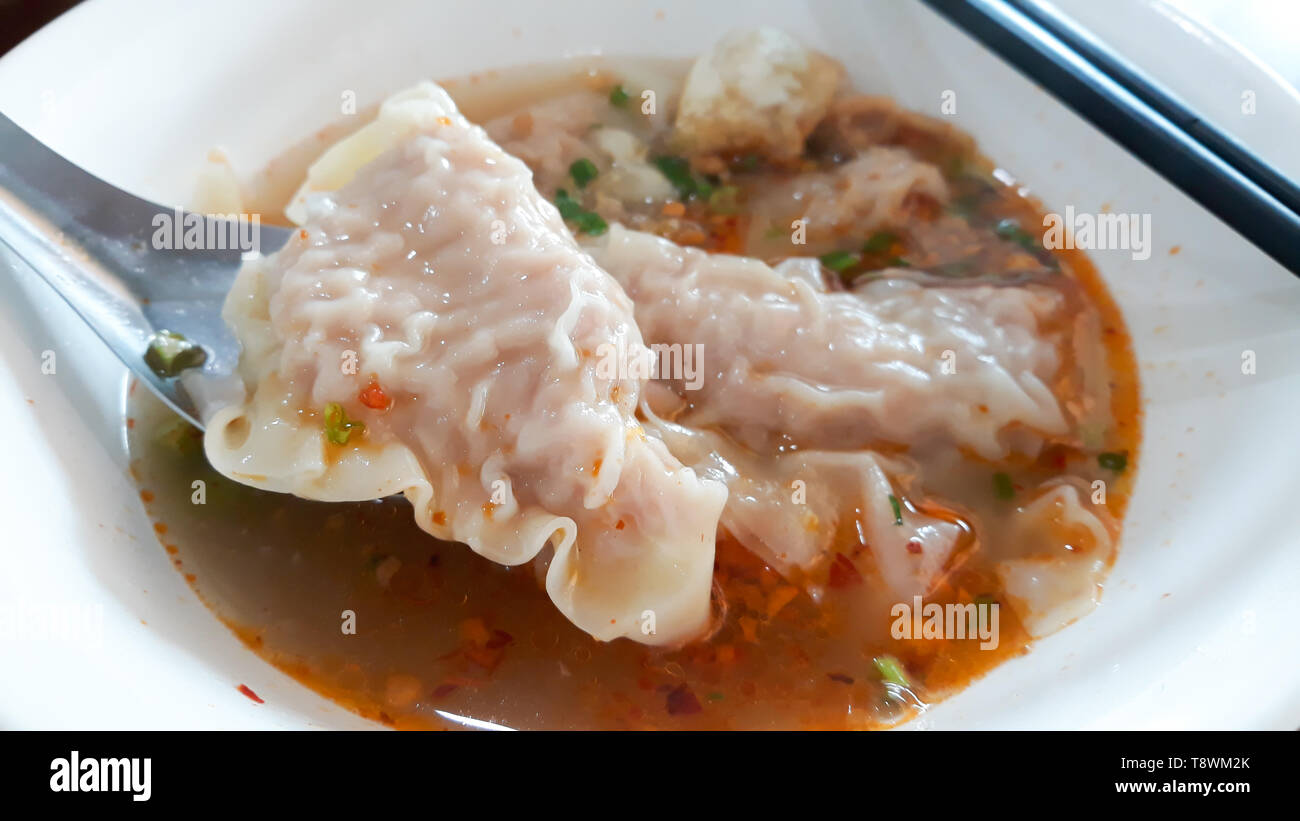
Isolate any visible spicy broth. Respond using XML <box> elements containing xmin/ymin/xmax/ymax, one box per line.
<box><xmin>129</xmin><ymin>58</ymin><xmax>1140</xmax><ymax>729</ymax></box>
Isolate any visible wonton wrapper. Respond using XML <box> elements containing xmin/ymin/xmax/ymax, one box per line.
<box><xmin>996</xmin><ymin>481</ymin><xmax>1116</xmax><ymax>638</ymax></box>
<box><xmin>587</xmin><ymin>226</ymin><xmax>1072</xmax><ymax>597</ymax></box>
<box><xmin>207</xmin><ymin>83</ymin><xmax>727</xmax><ymax>646</ymax></box>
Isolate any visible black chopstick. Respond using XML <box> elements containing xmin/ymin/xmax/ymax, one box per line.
<box><xmin>917</xmin><ymin>0</ymin><xmax>1300</xmax><ymax>276</ymax></box>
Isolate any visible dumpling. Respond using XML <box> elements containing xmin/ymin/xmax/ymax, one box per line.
<box><xmin>585</xmin><ymin>226</ymin><xmax>1070</xmax><ymax>596</ymax></box>
<box><xmin>205</xmin><ymin>83</ymin><xmax>727</xmax><ymax>646</ymax></box>
<box><xmin>995</xmin><ymin>480</ymin><xmax>1116</xmax><ymax>638</ymax></box>
<box><xmin>743</xmin><ymin>146</ymin><xmax>951</xmax><ymax>251</ymax></box>
<box><xmin>741</xmin><ymin>146</ymin><xmax>951</xmax><ymax>250</ymax></box>
<box><xmin>282</xmin><ymin>84</ymin><xmax>465</xmax><ymax>225</ymax></box>
<box><xmin>673</xmin><ymin>27</ymin><xmax>843</xmax><ymax>162</ymax></box>
<box><xmin>783</xmin><ymin>147</ymin><xmax>950</xmax><ymax>239</ymax></box>
<box><xmin>588</xmin><ymin>225</ymin><xmax>1070</xmax><ymax>460</ymax></box>
<box><xmin>642</xmin><ymin>401</ymin><xmax>966</xmax><ymax>599</ymax></box>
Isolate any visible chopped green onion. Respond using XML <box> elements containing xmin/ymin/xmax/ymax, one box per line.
<box><xmin>873</xmin><ymin>655</ymin><xmax>910</xmax><ymax>688</ymax></box>
<box><xmin>1098</xmin><ymin>451</ymin><xmax>1128</xmax><ymax>473</ymax></box>
<box><xmin>819</xmin><ymin>250</ymin><xmax>859</xmax><ymax>272</ymax></box>
<box><xmin>569</xmin><ymin>158</ymin><xmax>598</xmax><ymax>189</ymax></box>
<box><xmin>707</xmin><ymin>692</ymin><xmax>725</xmax><ymax>701</ymax></box>
<box><xmin>608</xmin><ymin>84</ymin><xmax>629</xmax><ymax>107</ymax></box>
<box><xmin>323</xmin><ymin>402</ymin><xmax>365</xmax><ymax>446</ymax></box>
<box><xmin>887</xmin><ymin>256</ymin><xmax>911</xmax><ymax>268</ymax></box>
<box><xmin>554</xmin><ymin>188</ymin><xmax>584</xmax><ymax>219</ymax></box>
<box><xmin>573</xmin><ymin>210</ymin><xmax>607</xmax><ymax>236</ymax></box>
<box><xmin>993</xmin><ymin>472</ymin><xmax>1015</xmax><ymax>500</ymax></box>
<box><xmin>554</xmin><ymin>189</ymin><xmax>606</xmax><ymax>235</ymax></box>
<box><xmin>652</xmin><ymin>155</ymin><xmax>695</xmax><ymax>196</ymax></box>
<box><xmin>734</xmin><ymin>154</ymin><xmax>760</xmax><ymax>172</ymax></box>
<box><xmin>144</xmin><ymin>330</ymin><xmax>207</xmax><ymax>378</ymax></box>
<box><xmin>888</xmin><ymin>494</ymin><xmax>904</xmax><ymax>526</ymax></box>
<box><xmin>862</xmin><ymin>231</ymin><xmax>898</xmax><ymax>253</ymax></box>
<box><xmin>652</xmin><ymin>155</ymin><xmax>713</xmax><ymax>200</ymax></box>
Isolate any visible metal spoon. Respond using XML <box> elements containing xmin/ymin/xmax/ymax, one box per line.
<box><xmin>0</xmin><ymin>112</ymin><xmax>291</xmax><ymax>428</ymax></box>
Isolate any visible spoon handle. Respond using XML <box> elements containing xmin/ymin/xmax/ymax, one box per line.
<box><xmin>0</xmin><ymin>113</ymin><xmax>288</xmax><ymax>427</ymax></box>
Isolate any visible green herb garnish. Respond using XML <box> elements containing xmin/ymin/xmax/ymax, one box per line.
<box><xmin>1098</xmin><ymin>451</ymin><xmax>1128</xmax><ymax>473</ymax></box>
<box><xmin>820</xmin><ymin>250</ymin><xmax>859</xmax><ymax>272</ymax></box>
<box><xmin>554</xmin><ymin>188</ymin><xmax>584</xmax><ymax>219</ymax></box>
<box><xmin>144</xmin><ymin>330</ymin><xmax>207</xmax><ymax>378</ymax></box>
<box><xmin>554</xmin><ymin>189</ymin><xmax>607</xmax><ymax>235</ymax></box>
<box><xmin>862</xmin><ymin>231</ymin><xmax>898</xmax><ymax>253</ymax></box>
<box><xmin>993</xmin><ymin>472</ymin><xmax>1015</xmax><ymax>500</ymax></box>
<box><xmin>569</xmin><ymin>158</ymin><xmax>598</xmax><ymax>189</ymax></box>
<box><xmin>873</xmin><ymin>655</ymin><xmax>910</xmax><ymax>688</ymax></box>
<box><xmin>707</xmin><ymin>692</ymin><xmax>725</xmax><ymax>701</ymax></box>
<box><xmin>652</xmin><ymin>155</ymin><xmax>714</xmax><ymax>200</ymax></box>
<box><xmin>323</xmin><ymin>402</ymin><xmax>365</xmax><ymax>446</ymax></box>
<box><xmin>653</xmin><ymin>155</ymin><xmax>695</xmax><ymax>196</ymax></box>
<box><xmin>888</xmin><ymin>494</ymin><xmax>904</xmax><ymax>526</ymax></box>
<box><xmin>608</xmin><ymin>84</ymin><xmax>629</xmax><ymax>107</ymax></box>
<box><xmin>887</xmin><ymin>256</ymin><xmax>911</xmax><ymax>268</ymax></box>
<box><xmin>573</xmin><ymin>210</ymin><xmax>608</xmax><ymax>236</ymax></box>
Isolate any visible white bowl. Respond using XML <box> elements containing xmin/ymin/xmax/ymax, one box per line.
<box><xmin>2</xmin><ymin>0</ymin><xmax>1298</xmax><ymax>729</ymax></box>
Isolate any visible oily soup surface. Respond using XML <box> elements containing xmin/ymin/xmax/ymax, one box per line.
<box><xmin>129</xmin><ymin>56</ymin><xmax>1140</xmax><ymax>729</ymax></box>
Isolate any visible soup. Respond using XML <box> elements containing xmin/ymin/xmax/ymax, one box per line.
<box><xmin>130</xmin><ymin>29</ymin><xmax>1139</xmax><ymax>729</ymax></box>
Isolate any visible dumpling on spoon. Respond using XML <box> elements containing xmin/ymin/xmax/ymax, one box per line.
<box><xmin>204</xmin><ymin>83</ymin><xmax>727</xmax><ymax>646</ymax></box>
